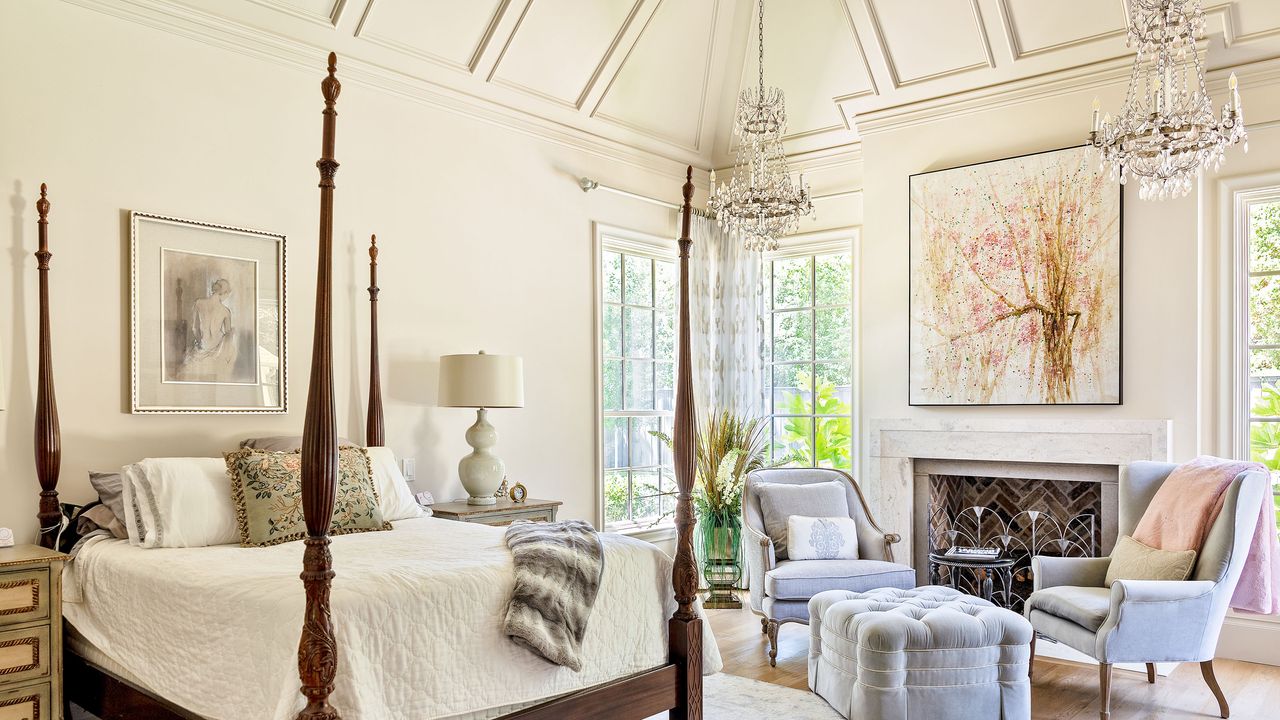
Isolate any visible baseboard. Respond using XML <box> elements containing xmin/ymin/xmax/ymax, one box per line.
<box><xmin>1035</xmin><ymin>636</ymin><xmax>1176</xmax><ymax>676</ymax></box>
<box><xmin>1217</xmin><ymin>615</ymin><xmax>1280</xmax><ymax>666</ymax></box>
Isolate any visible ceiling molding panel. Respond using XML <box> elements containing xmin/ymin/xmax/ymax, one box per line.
<box><xmin>593</xmin><ymin>0</ymin><xmax>721</xmax><ymax>152</ymax></box>
<box><xmin>246</xmin><ymin>0</ymin><xmax>347</xmax><ymax>27</ymax></box>
<box><xmin>997</xmin><ymin>0</ymin><xmax>1125</xmax><ymax>59</ymax></box>
<box><xmin>488</xmin><ymin>0</ymin><xmax>645</xmax><ymax>109</ymax></box>
<box><xmin>863</xmin><ymin>0</ymin><xmax>994</xmax><ymax>87</ymax></box>
<box><xmin>354</xmin><ymin>0</ymin><xmax>509</xmax><ymax>73</ymax></box>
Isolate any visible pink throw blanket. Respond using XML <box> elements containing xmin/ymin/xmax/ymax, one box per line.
<box><xmin>1132</xmin><ymin>456</ymin><xmax>1280</xmax><ymax>614</ymax></box>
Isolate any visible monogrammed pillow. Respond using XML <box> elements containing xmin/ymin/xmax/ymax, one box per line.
<box><xmin>786</xmin><ymin>516</ymin><xmax>859</xmax><ymax>561</ymax></box>
<box><xmin>225</xmin><ymin>446</ymin><xmax>391</xmax><ymax>547</ymax></box>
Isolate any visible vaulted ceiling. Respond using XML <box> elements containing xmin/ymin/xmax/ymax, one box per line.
<box><xmin>81</xmin><ymin>0</ymin><xmax>1280</xmax><ymax>168</ymax></box>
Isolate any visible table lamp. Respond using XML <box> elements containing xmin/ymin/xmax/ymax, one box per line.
<box><xmin>438</xmin><ymin>351</ymin><xmax>524</xmax><ymax>505</ymax></box>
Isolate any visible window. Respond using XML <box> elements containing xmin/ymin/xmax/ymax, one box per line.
<box><xmin>1238</xmin><ymin>188</ymin><xmax>1280</xmax><ymax>533</ymax></box>
<box><xmin>597</xmin><ymin>229</ymin><xmax>678</xmax><ymax>531</ymax></box>
<box><xmin>763</xmin><ymin>242</ymin><xmax>854</xmax><ymax>470</ymax></box>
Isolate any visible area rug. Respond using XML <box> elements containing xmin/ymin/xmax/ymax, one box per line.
<box><xmin>645</xmin><ymin>672</ymin><xmax>842</xmax><ymax>720</ymax></box>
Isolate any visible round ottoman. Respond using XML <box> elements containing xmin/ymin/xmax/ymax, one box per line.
<box><xmin>808</xmin><ymin>586</ymin><xmax>1032</xmax><ymax>720</ymax></box>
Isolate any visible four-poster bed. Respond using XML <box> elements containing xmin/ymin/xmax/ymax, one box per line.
<box><xmin>44</xmin><ymin>53</ymin><xmax>707</xmax><ymax>719</ymax></box>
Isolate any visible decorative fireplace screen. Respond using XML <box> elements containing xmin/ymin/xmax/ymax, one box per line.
<box><xmin>928</xmin><ymin>475</ymin><xmax>1100</xmax><ymax>612</ymax></box>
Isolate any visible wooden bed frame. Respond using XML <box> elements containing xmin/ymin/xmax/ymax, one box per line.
<box><xmin>40</xmin><ymin>53</ymin><xmax>703</xmax><ymax>720</ymax></box>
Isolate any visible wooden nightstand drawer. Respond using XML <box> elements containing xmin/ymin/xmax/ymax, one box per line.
<box><xmin>0</xmin><ymin>681</ymin><xmax>50</xmax><ymax>720</ymax></box>
<box><xmin>0</xmin><ymin>627</ymin><xmax>50</xmax><ymax>686</ymax></box>
<box><xmin>0</xmin><ymin>572</ymin><xmax>48</xmax><ymax>628</ymax></box>
<box><xmin>432</xmin><ymin>498</ymin><xmax>562</xmax><ymax>527</ymax></box>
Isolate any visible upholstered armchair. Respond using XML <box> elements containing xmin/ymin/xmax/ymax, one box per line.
<box><xmin>1025</xmin><ymin>461</ymin><xmax>1270</xmax><ymax>720</ymax></box>
<box><xmin>743</xmin><ymin>468</ymin><xmax>914</xmax><ymax>666</ymax></box>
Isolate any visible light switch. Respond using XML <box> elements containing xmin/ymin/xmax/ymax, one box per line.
<box><xmin>402</xmin><ymin>457</ymin><xmax>416</xmax><ymax>482</ymax></box>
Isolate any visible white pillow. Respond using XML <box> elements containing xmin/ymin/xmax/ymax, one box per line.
<box><xmin>120</xmin><ymin>463</ymin><xmax>147</xmax><ymax>546</ymax></box>
<box><xmin>130</xmin><ymin>458</ymin><xmax>240</xmax><ymax>548</ymax></box>
<box><xmin>366</xmin><ymin>447</ymin><xmax>427</xmax><ymax>522</ymax></box>
<box><xmin>786</xmin><ymin>516</ymin><xmax>859</xmax><ymax>561</ymax></box>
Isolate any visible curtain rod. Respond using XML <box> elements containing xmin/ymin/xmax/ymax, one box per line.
<box><xmin>578</xmin><ymin>177</ymin><xmax>859</xmax><ymax>215</ymax></box>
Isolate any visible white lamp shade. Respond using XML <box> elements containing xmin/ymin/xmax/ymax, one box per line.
<box><xmin>438</xmin><ymin>352</ymin><xmax>524</xmax><ymax>408</ymax></box>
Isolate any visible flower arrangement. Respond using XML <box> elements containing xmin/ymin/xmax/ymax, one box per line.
<box><xmin>653</xmin><ymin>410</ymin><xmax>771</xmax><ymax>517</ymax></box>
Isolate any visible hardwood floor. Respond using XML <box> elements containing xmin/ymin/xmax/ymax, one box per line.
<box><xmin>707</xmin><ymin>597</ymin><xmax>1280</xmax><ymax>719</ymax></box>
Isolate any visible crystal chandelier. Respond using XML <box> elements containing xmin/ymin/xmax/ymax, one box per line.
<box><xmin>707</xmin><ymin>0</ymin><xmax>812</xmax><ymax>251</ymax></box>
<box><xmin>1090</xmin><ymin>0</ymin><xmax>1246</xmax><ymax>200</ymax></box>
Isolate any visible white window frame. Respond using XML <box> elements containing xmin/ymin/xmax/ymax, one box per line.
<box><xmin>1228</xmin><ymin>181</ymin><xmax>1280</xmax><ymax>461</ymax></box>
<box><xmin>762</xmin><ymin>228</ymin><xmax>860</xmax><ymax>472</ymax></box>
<box><xmin>592</xmin><ymin>223</ymin><xmax>678</xmax><ymax>537</ymax></box>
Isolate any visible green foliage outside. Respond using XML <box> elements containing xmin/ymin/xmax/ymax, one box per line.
<box><xmin>775</xmin><ymin>370</ymin><xmax>853</xmax><ymax>470</ymax></box>
<box><xmin>1246</xmin><ymin>386</ymin><xmax>1280</xmax><ymax>533</ymax></box>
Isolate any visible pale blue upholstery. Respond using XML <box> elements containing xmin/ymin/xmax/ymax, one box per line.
<box><xmin>743</xmin><ymin>468</ymin><xmax>909</xmax><ymax>665</ymax></box>
<box><xmin>808</xmin><ymin>587</ymin><xmax>1032</xmax><ymax>720</ymax></box>
<box><xmin>1025</xmin><ymin>460</ymin><xmax>1270</xmax><ymax>719</ymax></box>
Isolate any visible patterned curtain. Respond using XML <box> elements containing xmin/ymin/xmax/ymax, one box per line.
<box><xmin>688</xmin><ymin>213</ymin><xmax>766</xmax><ymax>421</ymax></box>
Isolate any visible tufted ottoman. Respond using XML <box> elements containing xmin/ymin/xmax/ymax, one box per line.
<box><xmin>808</xmin><ymin>586</ymin><xmax>1032</xmax><ymax>720</ymax></box>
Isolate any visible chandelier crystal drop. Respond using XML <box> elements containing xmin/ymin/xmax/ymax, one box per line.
<box><xmin>707</xmin><ymin>0</ymin><xmax>813</xmax><ymax>252</ymax></box>
<box><xmin>1090</xmin><ymin>0</ymin><xmax>1246</xmax><ymax>200</ymax></box>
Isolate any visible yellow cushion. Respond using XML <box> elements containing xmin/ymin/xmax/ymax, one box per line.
<box><xmin>1104</xmin><ymin>535</ymin><xmax>1197</xmax><ymax>588</ymax></box>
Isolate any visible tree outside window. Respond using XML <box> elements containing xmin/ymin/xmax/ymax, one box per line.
<box><xmin>600</xmin><ymin>244</ymin><xmax>678</xmax><ymax>529</ymax></box>
<box><xmin>1242</xmin><ymin>196</ymin><xmax>1280</xmax><ymax>533</ymax></box>
<box><xmin>764</xmin><ymin>250</ymin><xmax>854</xmax><ymax>470</ymax></box>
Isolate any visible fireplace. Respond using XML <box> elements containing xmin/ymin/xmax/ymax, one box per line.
<box><xmin>927</xmin><ymin>474</ymin><xmax>1102</xmax><ymax>611</ymax></box>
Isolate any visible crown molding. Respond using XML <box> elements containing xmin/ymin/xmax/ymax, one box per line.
<box><xmin>854</xmin><ymin>50</ymin><xmax>1280</xmax><ymax>137</ymax></box>
<box><xmin>58</xmin><ymin>0</ymin><xmax>699</xmax><ymax>181</ymax></box>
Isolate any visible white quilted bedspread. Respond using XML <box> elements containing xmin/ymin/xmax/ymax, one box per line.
<box><xmin>64</xmin><ymin>517</ymin><xmax>721</xmax><ymax>720</ymax></box>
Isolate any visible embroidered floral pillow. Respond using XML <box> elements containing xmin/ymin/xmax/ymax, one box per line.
<box><xmin>786</xmin><ymin>516</ymin><xmax>859</xmax><ymax>561</ymax></box>
<box><xmin>225</xmin><ymin>446</ymin><xmax>391</xmax><ymax>547</ymax></box>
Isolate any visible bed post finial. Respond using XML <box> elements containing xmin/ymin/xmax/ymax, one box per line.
<box><xmin>34</xmin><ymin>182</ymin><xmax>62</xmax><ymax>550</ymax></box>
<box><xmin>668</xmin><ymin>164</ymin><xmax>703</xmax><ymax>720</ymax></box>
<box><xmin>297</xmin><ymin>53</ymin><xmax>343</xmax><ymax>720</ymax></box>
<box><xmin>366</xmin><ymin>234</ymin><xmax>385</xmax><ymax>447</ymax></box>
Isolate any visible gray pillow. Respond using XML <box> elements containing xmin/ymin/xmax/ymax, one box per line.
<box><xmin>89</xmin><ymin>471</ymin><xmax>127</xmax><ymax>528</ymax></box>
<box><xmin>240</xmin><ymin>436</ymin><xmax>353</xmax><ymax>452</ymax></box>
<box><xmin>755</xmin><ymin>481</ymin><xmax>850</xmax><ymax>560</ymax></box>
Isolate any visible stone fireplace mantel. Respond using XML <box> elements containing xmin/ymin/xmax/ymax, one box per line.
<box><xmin>867</xmin><ymin>418</ymin><xmax>1173</xmax><ymax>569</ymax></box>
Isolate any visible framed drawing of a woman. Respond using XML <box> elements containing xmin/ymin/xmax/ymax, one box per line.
<box><xmin>131</xmin><ymin>212</ymin><xmax>286</xmax><ymax>413</ymax></box>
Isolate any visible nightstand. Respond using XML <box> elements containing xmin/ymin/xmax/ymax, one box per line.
<box><xmin>431</xmin><ymin>498</ymin><xmax>562</xmax><ymax>527</ymax></box>
<box><xmin>0</xmin><ymin>545</ymin><xmax>67</xmax><ymax>720</ymax></box>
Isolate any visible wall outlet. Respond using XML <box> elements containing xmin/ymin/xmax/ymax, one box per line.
<box><xmin>401</xmin><ymin>457</ymin><xmax>416</xmax><ymax>483</ymax></box>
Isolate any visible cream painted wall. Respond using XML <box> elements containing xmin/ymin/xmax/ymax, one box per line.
<box><xmin>0</xmin><ymin>1</ymin><xmax>691</xmax><ymax>542</ymax></box>
<box><xmin>856</xmin><ymin>79</ymin><xmax>1280</xmax><ymax>515</ymax></box>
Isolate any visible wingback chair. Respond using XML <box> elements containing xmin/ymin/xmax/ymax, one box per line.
<box><xmin>743</xmin><ymin>468</ymin><xmax>913</xmax><ymax>666</ymax></box>
<box><xmin>1025</xmin><ymin>461</ymin><xmax>1270</xmax><ymax>720</ymax></box>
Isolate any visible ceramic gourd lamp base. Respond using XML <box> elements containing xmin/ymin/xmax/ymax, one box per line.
<box><xmin>460</xmin><ymin>407</ymin><xmax>504</xmax><ymax>505</ymax></box>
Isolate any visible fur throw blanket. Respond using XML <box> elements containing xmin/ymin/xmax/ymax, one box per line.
<box><xmin>503</xmin><ymin>519</ymin><xmax>605</xmax><ymax>670</ymax></box>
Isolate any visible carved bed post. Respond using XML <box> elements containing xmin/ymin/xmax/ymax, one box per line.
<box><xmin>668</xmin><ymin>166</ymin><xmax>702</xmax><ymax>720</ymax></box>
<box><xmin>366</xmin><ymin>234</ymin><xmax>384</xmax><ymax>447</ymax></box>
<box><xmin>297</xmin><ymin>52</ymin><xmax>343</xmax><ymax>720</ymax></box>
<box><xmin>34</xmin><ymin>183</ymin><xmax>62</xmax><ymax>550</ymax></box>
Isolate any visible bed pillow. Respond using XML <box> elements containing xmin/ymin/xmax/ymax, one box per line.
<box><xmin>755</xmin><ymin>481</ymin><xmax>850</xmax><ymax>560</ymax></box>
<box><xmin>239</xmin><ymin>435</ymin><xmax>352</xmax><ymax>452</ymax></box>
<box><xmin>119</xmin><ymin>463</ymin><xmax>148</xmax><ymax>546</ymax></box>
<box><xmin>128</xmin><ymin>458</ymin><xmax>240</xmax><ymax>549</ymax></box>
<box><xmin>226</xmin><ymin>446</ymin><xmax>392</xmax><ymax>547</ymax></box>
<box><xmin>365</xmin><ymin>447</ymin><xmax>426</xmax><ymax>522</ymax></box>
<box><xmin>89</xmin><ymin>471</ymin><xmax>127</xmax><ymax>529</ymax></box>
<box><xmin>786</xmin><ymin>516</ymin><xmax>859</xmax><ymax>560</ymax></box>
<box><xmin>1104</xmin><ymin>534</ymin><xmax>1198</xmax><ymax>588</ymax></box>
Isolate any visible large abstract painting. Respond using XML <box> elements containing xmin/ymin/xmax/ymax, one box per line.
<box><xmin>909</xmin><ymin>146</ymin><xmax>1121</xmax><ymax>405</ymax></box>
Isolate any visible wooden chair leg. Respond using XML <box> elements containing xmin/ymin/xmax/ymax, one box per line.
<box><xmin>1099</xmin><ymin>663</ymin><xmax>1113</xmax><ymax>720</ymax></box>
<box><xmin>1201</xmin><ymin>660</ymin><xmax>1230</xmax><ymax>719</ymax></box>
<box><xmin>1146</xmin><ymin>662</ymin><xmax>1156</xmax><ymax>684</ymax></box>
<box><xmin>766</xmin><ymin>620</ymin><xmax>780</xmax><ymax>668</ymax></box>
<box><xmin>761</xmin><ymin>616</ymin><xmax>769</xmax><ymax>634</ymax></box>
